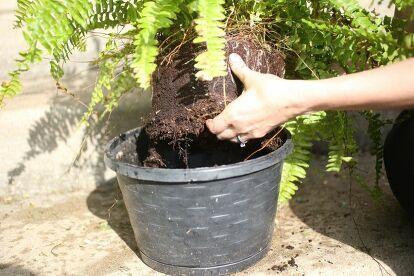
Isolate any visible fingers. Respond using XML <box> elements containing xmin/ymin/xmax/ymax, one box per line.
<box><xmin>206</xmin><ymin>117</ymin><xmax>237</xmax><ymax>140</ymax></box>
<box><xmin>217</xmin><ymin>129</ymin><xmax>237</xmax><ymax>140</ymax></box>
<box><xmin>206</xmin><ymin>96</ymin><xmax>254</xmax><ymax>141</ymax></box>
<box><xmin>207</xmin><ymin>118</ymin><xmax>267</xmax><ymax>143</ymax></box>
<box><xmin>206</xmin><ymin>113</ymin><xmax>228</xmax><ymax>135</ymax></box>
<box><xmin>229</xmin><ymin>53</ymin><xmax>255</xmax><ymax>87</ymax></box>
<box><xmin>207</xmin><ymin>119</ymin><xmax>267</xmax><ymax>143</ymax></box>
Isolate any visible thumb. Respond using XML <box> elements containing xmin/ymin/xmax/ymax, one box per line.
<box><xmin>229</xmin><ymin>53</ymin><xmax>254</xmax><ymax>88</ymax></box>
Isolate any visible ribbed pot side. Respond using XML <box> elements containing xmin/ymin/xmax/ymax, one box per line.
<box><xmin>104</xmin><ymin>128</ymin><xmax>293</xmax><ymax>275</ymax></box>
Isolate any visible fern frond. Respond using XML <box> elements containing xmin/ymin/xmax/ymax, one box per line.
<box><xmin>362</xmin><ymin>111</ymin><xmax>385</xmax><ymax>185</ymax></box>
<box><xmin>0</xmin><ymin>72</ymin><xmax>22</xmax><ymax>105</ymax></box>
<box><xmin>193</xmin><ymin>0</ymin><xmax>227</xmax><ymax>81</ymax></box>
<box><xmin>279</xmin><ymin>111</ymin><xmax>326</xmax><ymax>202</ymax></box>
<box><xmin>81</xmin><ymin>35</ymin><xmax>137</xmax><ymax>124</ymax></box>
<box><xmin>2</xmin><ymin>0</ymin><xmax>142</xmax><ymax>105</ymax></box>
<box><xmin>301</xmin><ymin>18</ymin><xmax>403</xmax><ymax>68</ymax></box>
<box><xmin>327</xmin><ymin>0</ymin><xmax>380</xmax><ymax>30</ymax></box>
<box><xmin>391</xmin><ymin>0</ymin><xmax>414</xmax><ymax>14</ymax></box>
<box><xmin>131</xmin><ymin>0</ymin><xmax>182</xmax><ymax>89</ymax></box>
<box><xmin>325</xmin><ymin>111</ymin><xmax>357</xmax><ymax>172</ymax></box>
<box><xmin>19</xmin><ymin>0</ymin><xmax>92</xmax><ymax>58</ymax></box>
<box><xmin>280</xmin><ymin>137</ymin><xmax>311</xmax><ymax>202</ymax></box>
<box><xmin>103</xmin><ymin>71</ymin><xmax>136</xmax><ymax>116</ymax></box>
<box><xmin>91</xmin><ymin>0</ymin><xmax>141</xmax><ymax>29</ymax></box>
<box><xmin>2</xmin><ymin>0</ymin><xmax>93</xmax><ymax>104</ymax></box>
<box><xmin>81</xmin><ymin>40</ymin><xmax>119</xmax><ymax>124</ymax></box>
<box><xmin>14</xmin><ymin>0</ymin><xmax>31</xmax><ymax>28</ymax></box>
<box><xmin>1</xmin><ymin>47</ymin><xmax>42</xmax><ymax>105</ymax></box>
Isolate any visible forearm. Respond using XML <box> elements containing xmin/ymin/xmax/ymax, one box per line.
<box><xmin>301</xmin><ymin>58</ymin><xmax>414</xmax><ymax>112</ymax></box>
<box><xmin>207</xmin><ymin>54</ymin><xmax>414</xmax><ymax>141</ymax></box>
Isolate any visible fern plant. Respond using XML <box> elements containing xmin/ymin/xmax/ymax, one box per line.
<box><xmin>2</xmin><ymin>0</ymin><xmax>414</xmax><ymax>202</ymax></box>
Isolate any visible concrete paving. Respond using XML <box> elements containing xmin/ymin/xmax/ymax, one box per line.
<box><xmin>1</xmin><ymin>2</ymin><xmax>413</xmax><ymax>276</ymax></box>
<box><xmin>1</xmin><ymin>153</ymin><xmax>413</xmax><ymax>276</ymax></box>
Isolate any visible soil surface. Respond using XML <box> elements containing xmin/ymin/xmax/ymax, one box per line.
<box><xmin>115</xmin><ymin>129</ymin><xmax>283</xmax><ymax>168</ymax></box>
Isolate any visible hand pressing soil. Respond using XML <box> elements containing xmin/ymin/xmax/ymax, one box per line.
<box><xmin>145</xmin><ymin>34</ymin><xmax>284</xmax><ymax>142</ymax></box>
<box><xmin>140</xmin><ymin>34</ymin><xmax>285</xmax><ymax>168</ymax></box>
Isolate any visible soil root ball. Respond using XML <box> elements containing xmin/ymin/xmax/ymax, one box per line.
<box><xmin>145</xmin><ymin>35</ymin><xmax>285</xmax><ymax>142</ymax></box>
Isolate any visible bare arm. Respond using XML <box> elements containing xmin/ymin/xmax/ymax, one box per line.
<box><xmin>206</xmin><ymin>54</ymin><xmax>414</xmax><ymax>142</ymax></box>
<box><xmin>308</xmin><ymin>58</ymin><xmax>414</xmax><ymax>111</ymax></box>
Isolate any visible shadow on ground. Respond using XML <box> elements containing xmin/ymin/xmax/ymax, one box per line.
<box><xmin>289</xmin><ymin>165</ymin><xmax>414</xmax><ymax>275</ymax></box>
<box><xmin>86</xmin><ymin>178</ymin><xmax>140</xmax><ymax>255</ymax></box>
<box><xmin>0</xmin><ymin>263</ymin><xmax>37</xmax><ymax>276</ymax></box>
<box><xmin>7</xmin><ymin>75</ymin><xmax>151</xmax><ymax>186</ymax></box>
<box><xmin>85</xmin><ymin>159</ymin><xmax>414</xmax><ymax>275</ymax></box>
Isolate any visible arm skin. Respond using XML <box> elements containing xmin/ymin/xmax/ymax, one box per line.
<box><xmin>206</xmin><ymin>53</ymin><xmax>414</xmax><ymax>142</ymax></box>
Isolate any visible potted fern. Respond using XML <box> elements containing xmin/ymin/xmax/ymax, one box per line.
<box><xmin>2</xmin><ymin>0</ymin><xmax>413</xmax><ymax>274</ymax></box>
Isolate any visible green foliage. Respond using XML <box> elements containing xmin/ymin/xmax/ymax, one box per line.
<box><xmin>362</xmin><ymin>111</ymin><xmax>386</xmax><ymax>185</ymax></box>
<box><xmin>2</xmin><ymin>0</ymin><xmax>414</xmax><ymax>202</ymax></box>
<box><xmin>0</xmin><ymin>48</ymin><xmax>42</xmax><ymax>102</ymax></box>
<box><xmin>280</xmin><ymin>111</ymin><xmax>326</xmax><ymax>202</ymax></box>
<box><xmin>193</xmin><ymin>0</ymin><xmax>227</xmax><ymax>80</ymax></box>
<box><xmin>81</xmin><ymin>40</ymin><xmax>120</xmax><ymax>124</ymax></box>
<box><xmin>354</xmin><ymin>173</ymin><xmax>383</xmax><ymax>201</ymax></box>
<box><xmin>392</xmin><ymin>0</ymin><xmax>414</xmax><ymax>12</ymax></box>
<box><xmin>324</xmin><ymin>111</ymin><xmax>357</xmax><ymax>172</ymax></box>
<box><xmin>131</xmin><ymin>0</ymin><xmax>182</xmax><ymax>89</ymax></box>
<box><xmin>91</xmin><ymin>0</ymin><xmax>142</xmax><ymax>29</ymax></box>
<box><xmin>244</xmin><ymin>0</ymin><xmax>413</xmax><ymax>201</ymax></box>
<box><xmin>82</xmin><ymin>38</ymin><xmax>136</xmax><ymax>124</ymax></box>
<box><xmin>2</xmin><ymin>0</ymin><xmax>142</xmax><ymax>97</ymax></box>
<box><xmin>18</xmin><ymin>0</ymin><xmax>92</xmax><ymax>64</ymax></box>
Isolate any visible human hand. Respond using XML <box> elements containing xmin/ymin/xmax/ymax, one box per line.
<box><xmin>206</xmin><ymin>53</ymin><xmax>309</xmax><ymax>142</ymax></box>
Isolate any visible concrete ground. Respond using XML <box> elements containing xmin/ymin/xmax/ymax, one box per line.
<box><xmin>1</xmin><ymin>2</ymin><xmax>413</xmax><ymax>276</ymax></box>
<box><xmin>2</xmin><ymin>153</ymin><xmax>414</xmax><ymax>276</ymax></box>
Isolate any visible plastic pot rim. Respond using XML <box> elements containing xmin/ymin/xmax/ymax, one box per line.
<box><xmin>104</xmin><ymin>127</ymin><xmax>293</xmax><ymax>183</ymax></box>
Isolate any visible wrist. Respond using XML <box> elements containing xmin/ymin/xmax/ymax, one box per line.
<box><xmin>294</xmin><ymin>79</ymin><xmax>335</xmax><ymax>113</ymax></box>
<box><xmin>289</xmin><ymin>80</ymin><xmax>324</xmax><ymax>114</ymax></box>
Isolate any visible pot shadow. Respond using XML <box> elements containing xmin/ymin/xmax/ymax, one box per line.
<box><xmin>0</xmin><ymin>263</ymin><xmax>37</xmax><ymax>275</ymax></box>
<box><xmin>289</xmin><ymin>159</ymin><xmax>414</xmax><ymax>275</ymax></box>
<box><xmin>6</xmin><ymin>69</ymin><xmax>151</xmax><ymax>186</ymax></box>
<box><xmin>86</xmin><ymin>177</ymin><xmax>140</xmax><ymax>255</ymax></box>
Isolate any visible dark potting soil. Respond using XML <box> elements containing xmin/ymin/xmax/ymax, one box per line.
<box><xmin>131</xmin><ymin>34</ymin><xmax>285</xmax><ymax>168</ymax></box>
<box><xmin>145</xmin><ymin>35</ymin><xmax>285</xmax><ymax>142</ymax></box>
<box><xmin>115</xmin><ymin>128</ymin><xmax>285</xmax><ymax>168</ymax></box>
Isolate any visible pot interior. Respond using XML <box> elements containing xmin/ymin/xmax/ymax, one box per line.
<box><xmin>113</xmin><ymin>128</ymin><xmax>287</xmax><ymax>169</ymax></box>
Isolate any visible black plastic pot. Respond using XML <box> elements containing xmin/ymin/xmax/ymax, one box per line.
<box><xmin>384</xmin><ymin>110</ymin><xmax>414</xmax><ymax>217</ymax></box>
<box><xmin>104</xmin><ymin>128</ymin><xmax>293</xmax><ymax>275</ymax></box>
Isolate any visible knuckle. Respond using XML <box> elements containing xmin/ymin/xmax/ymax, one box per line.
<box><xmin>226</xmin><ymin>109</ymin><xmax>239</xmax><ymax>124</ymax></box>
